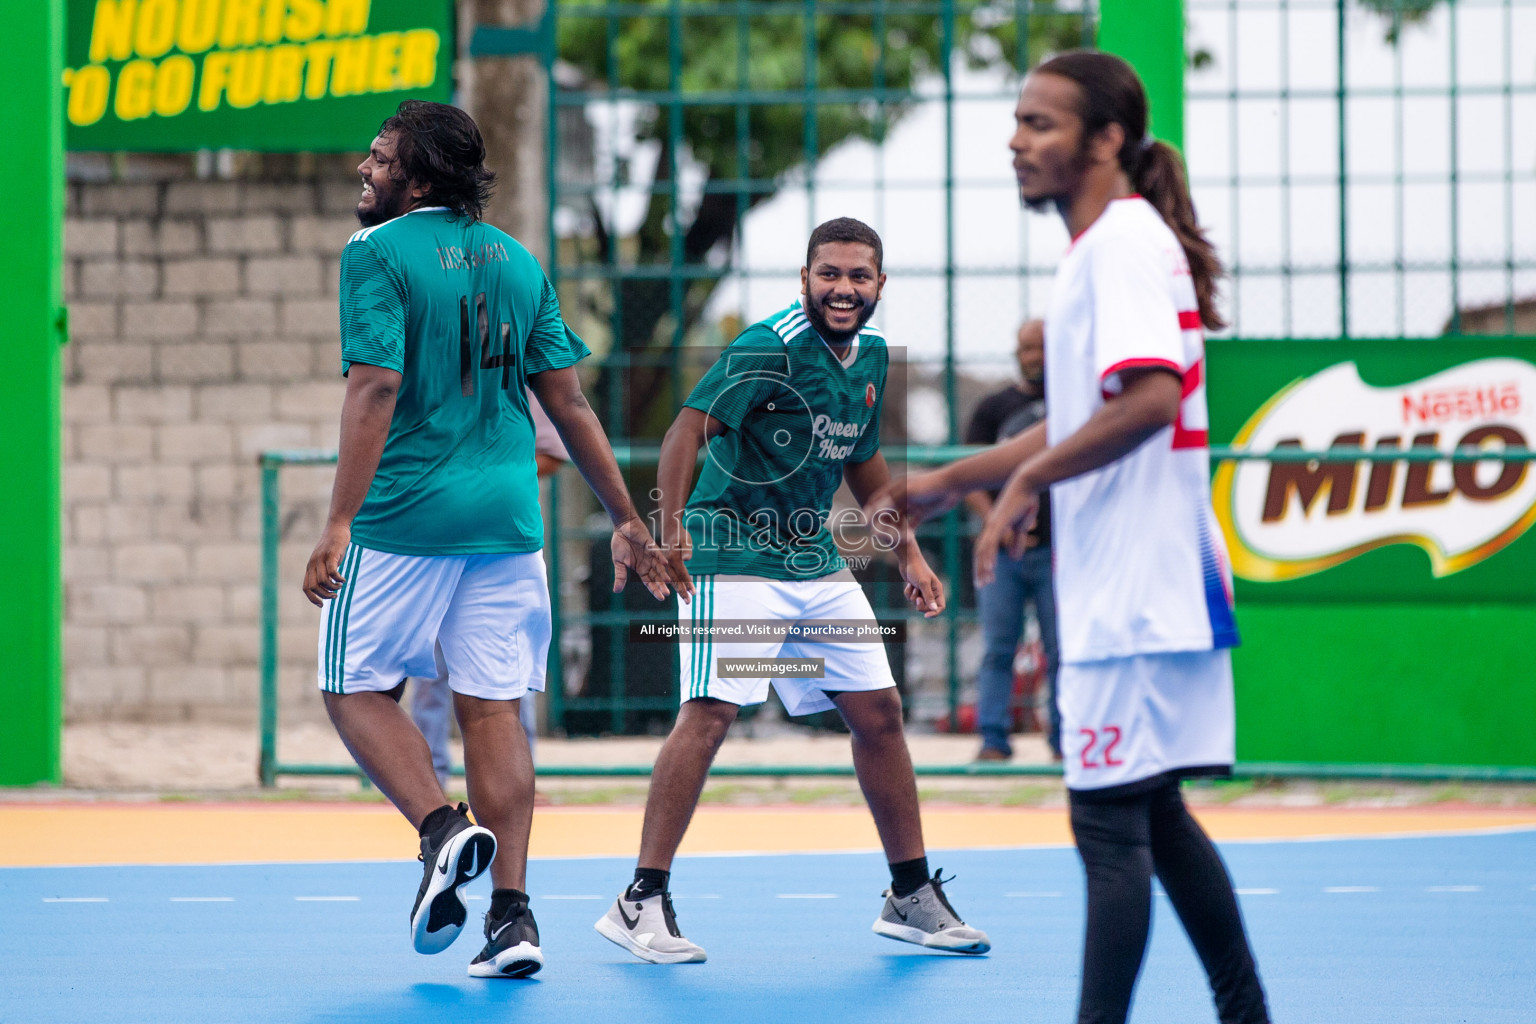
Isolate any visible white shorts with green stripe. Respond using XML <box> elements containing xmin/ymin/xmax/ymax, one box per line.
<box><xmin>317</xmin><ymin>545</ymin><xmax>550</xmax><ymax>700</ymax></box>
<box><xmin>678</xmin><ymin>572</ymin><xmax>897</xmax><ymax>716</ymax></box>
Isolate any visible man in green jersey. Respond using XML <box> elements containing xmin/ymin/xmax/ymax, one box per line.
<box><xmin>301</xmin><ymin>101</ymin><xmax>669</xmax><ymax>979</ymax></box>
<box><xmin>595</xmin><ymin>218</ymin><xmax>991</xmax><ymax>963</ymax></box>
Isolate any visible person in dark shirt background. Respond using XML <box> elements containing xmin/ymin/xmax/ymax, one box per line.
<box><xmin>962</xmin><ymin>319</ymin><xmax>1061</xmax><ymax>761</ymax></box>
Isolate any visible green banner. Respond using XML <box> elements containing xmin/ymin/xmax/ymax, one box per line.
<box><xmin>64</xmin><ymin>0</ymin><xmax>452</xmax><ymax>152</ymax></box>
<box><xmin>1207</xmin><ymin>338</ymin><xmax>1536</xmax><ymax>604</ymax></box>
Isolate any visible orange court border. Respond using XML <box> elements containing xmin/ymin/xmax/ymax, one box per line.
<box><xmin>3</xmin><ymin>802</ymin><xmax>1534</xmax><ymax>868</ymax></box>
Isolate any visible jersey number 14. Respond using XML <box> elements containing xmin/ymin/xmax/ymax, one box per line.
<box><xmin>460</xmin><ymin>292</ymin><xmax>515</xmax><ymax>396</ymax></box>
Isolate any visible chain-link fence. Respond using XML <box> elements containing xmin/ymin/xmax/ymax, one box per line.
<box><xmin>1186</xmin><ymin>0</ymin><xmax>1536</xmax><ymax>337</ymax></box>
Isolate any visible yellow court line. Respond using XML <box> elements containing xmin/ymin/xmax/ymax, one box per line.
<box><xmin>1</xmin><ymin>804</ymin><xmax>1532</xmax><ymax>868</ymax></box>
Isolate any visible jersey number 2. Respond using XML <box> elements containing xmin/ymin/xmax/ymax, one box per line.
<box><xmin>460</xmin><ymin>292</ymin><xmax>515</xmax><ymax>396</ymax></box>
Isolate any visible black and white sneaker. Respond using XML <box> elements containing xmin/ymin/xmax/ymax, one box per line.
<box><xmin>594</xmin><ymin>889</ymin><xmax>707</xmax><ymax>964</ymax></box>
<box><xmin>410</xmin><ymin>803</ymin><xmax>496</xmax><ymax>955</ymax></box>
<box><xmin>468</xmin><ymin>895</ymin><xmax>543</xmax><ymax>978</ymax></box>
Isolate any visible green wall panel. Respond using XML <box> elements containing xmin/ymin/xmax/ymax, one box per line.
<box><xmin>1234</xmin><ymin>603</ymin><xmax>1536</xmax><ymax>767</ymax></box>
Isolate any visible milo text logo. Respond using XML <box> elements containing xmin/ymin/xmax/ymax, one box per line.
<box><xmin>1212</xmin><ymin>359</ymin><xmax>1536</xmax><ymax>581</ymax></box>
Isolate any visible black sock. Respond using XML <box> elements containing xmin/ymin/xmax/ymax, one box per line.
<box><xmin>627</xmin><ymin>867</ymin><xmax>670</xmax><ymax>900</ymax></box>
<box><xmin>489</xmin><ymin>887</ymin><xmax>528</xmax><ymax>920</ymax></box>
<box><xmin>889</xmin><ymin>856</ymin><xmax>931</xmax><ymax>898</ymax></box>
<box><xmin>418</xmin><ymin>804</ymin><xmax>457</xmax><ymax>840</ymax></box>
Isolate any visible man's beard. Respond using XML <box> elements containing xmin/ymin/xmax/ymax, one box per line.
<box><xmin>804</xmin><ymin>292</ymin><xmax>878</xmax><ymax>345</ymax></box>
<box><xmin>357</xmin><ymin>175</ymin><xmax>413</xmax><ymax>227</ymax></box>
<box><xmin>1018</xmin><ymin>140</ymin><xmax>1094</xmax><ymax>214</ymax></box>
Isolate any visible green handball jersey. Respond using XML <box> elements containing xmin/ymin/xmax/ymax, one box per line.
<box><xmin>682</xmin><ymin>299</ymin><xmax>888</xmax><ymax>579</ymax></box>
<box><xmin>338</xmin><ymin>206</ymin><xmax>589</xmax><ymax>555</ymax></box>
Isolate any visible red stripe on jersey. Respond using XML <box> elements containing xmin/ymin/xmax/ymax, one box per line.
<box><xmin>1178</xmin><ymin>310</ymin><xmax>1202</xmax><ymax>330</ymax></box>
<box><xmin>1172</xmin><ymin>358</ymin><xmax>1206</xmax><ymax>449</ymax></box>
<box><xmin>1181</xmin><ymin>358</ymin><xmax>1203</xmax><ymax>397</ymax></box>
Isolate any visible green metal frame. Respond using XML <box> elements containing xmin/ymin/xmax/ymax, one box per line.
<box><xmin>1</xmin><ymin>1</ymin><xmax>65</xmax><ymax>786</ymax></box>
<box><xmin>256</xmin><ymin>443</ymin><xmax>1532</xmax><ymax>784</ymax></box>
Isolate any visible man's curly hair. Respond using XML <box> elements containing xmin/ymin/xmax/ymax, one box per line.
<box><xmin>379</xmin><ymin>100</ymin><xmax>496</xmax><ymax>221</ymax></box>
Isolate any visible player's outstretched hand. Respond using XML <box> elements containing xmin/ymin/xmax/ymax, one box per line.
<box><xmin>661</xmin><ymin>530</ymin><xmax>695</xmax><ymax>604</ymax></box>
<box><xmin>302</xmin><ymin>521</ymin><xmax>351</xmax><ymax>607</ymax></box>
<box><xmin>864</xmin><ymin>470</ymin><xmax>961</xmax><ymax>529</ymax></box>
<box><xmin>611</xmin><ymin>517</ymin><xmax>674</xmax><ymax>601</ymax></box>
<box><xmin>974</xmin><ymin>468</ymin><xmax>1040</xmax><ymax>589</ymax></box>
<box><xmin>898</xmin><ymin>547</ymin><xmax>946</xmax><ymax>619</ymax></box>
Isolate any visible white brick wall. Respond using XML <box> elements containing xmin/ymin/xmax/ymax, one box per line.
<box><xmin>64</xmin><ymin>173</ymin><xmax>353</xmax><ymax>724</ymax></box>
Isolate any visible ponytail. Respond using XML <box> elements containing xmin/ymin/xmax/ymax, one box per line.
<box><xmin>1135</xmin><ymin>140</ymin><xmax>1225</xmax><ymax>331</ymax></box>
<box><xmin>1035</xmin><ymin>50</ymin><xmax>1227</xmax><ymax>332</ymax></box>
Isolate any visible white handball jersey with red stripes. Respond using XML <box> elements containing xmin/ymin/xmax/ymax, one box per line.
<box><xmin>1043</xmin><ymin>195</ymin><xmax>1239</xmax><ymax>664</ymax></box>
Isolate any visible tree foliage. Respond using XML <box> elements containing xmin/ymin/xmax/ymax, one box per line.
<box><xmin>555</xmin><ymin>1</ymin><xmax>1090</xmax><ymax>379</ymax></box>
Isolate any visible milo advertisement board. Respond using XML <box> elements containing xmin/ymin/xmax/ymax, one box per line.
<box><xmin>64</xmin><ymin>0</ymin><xmax>453</xmax><ymax>152</ymax></box>
<box><xmin>1208</xmin><ymin>338</ymin><xmax>1536</xmax><ymax>603</ymax></box>
<box><xmin>1206</xmin><ymin>338</ymin><xmax>1535</xmax><ymax>770</ymax></box>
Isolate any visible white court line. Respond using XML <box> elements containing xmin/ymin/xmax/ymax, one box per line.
<box><xmin>673</xmin><ymin>894</ymin><xmax>721</xmax><ymax>899</ymax></box>
<box><xmin>1005</xmin><ymin>891</ymin><xmax>1063</xmax><ymax>898</ymax></box>
<box><xmin>1236</xmin><ymin>888</ymin><xmax>1280</xmax><ymax>895</ymax></box>
<box><xmin>294</xmin><ymin>896</ymin><xmax>360</xmax><ymax>902</ymax></box>
<box><xmin>1324</xmin><ymin>886</ymin><xmax>1379</xmax><ymax>893</ymax></box>
<box><xmin>170</xmin><ymin>897</ymin><xmax>235</xmax><ymax>902</ymax></box>
<box><xmin>777</xmin><ymin>893</ymin><xmax>839</xmax><ymax>899</ymax></box>
<box><xmin>1426</xmin><ymin>885</ymin><xmax>1482</xmax><ymax>892</ymax></box>
<box><xmin>467</xmin><ymin>895</ymin><xmax>485</xmax><ymax>900</ymax></box>
<box><xmin>42</xmin><ymin>897</ymin><xmax>108</xmax><ymax>903</ymax></box>
<box><xmin>542</xmin><ymin>895</ymin><xmax>604</xmax><ymax>900</ymax></box>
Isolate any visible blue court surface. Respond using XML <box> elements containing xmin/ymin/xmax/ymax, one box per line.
<box><xmin>3</xmin><ymin>830</ymin><xmax>1532</xmax><ymax>1023</ymax></box>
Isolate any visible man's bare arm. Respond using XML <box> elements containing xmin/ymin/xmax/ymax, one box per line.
<box><xmin>529</xmin><ymin>366</ymin><xmax>641</xmax><ymax>526</ymax></box>
<box><xmin>530</xmin><ymin>365</ymin><xmax>670</xmax><ymax>598</ymax></box>
<box><xmin>928</xmin><ymin>420</ymin><xmax>1049</xmax><ymax>497</ymax></box>
<box><xmin>654</xmin><ymin>407</ymin><xmax>725</xmax><ymax>600</ymax></box>
<box><xmin>302</xmin><ymin>364</ymin><xmax>400</xmax><ymax>606</ymax></box>
<box><xmin>973</xmin><ymin>367</ymin><xmax>1182</xmax><ymax>585</ymax></box>
<box><xmin>1005</xmin><ymin>368</ymin><xmax>1180</xmax><ymax>495</ymax></box>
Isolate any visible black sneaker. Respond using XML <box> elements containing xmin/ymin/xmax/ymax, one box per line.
<box><xmin>468</xmin><ymin>895</ymin><xmax>544</xmax><ymax>978</ymax></box>
<box><xmin>410</xmin><ymin>803</ymin><xmax>496</xmax><ymax>954</ymax></box>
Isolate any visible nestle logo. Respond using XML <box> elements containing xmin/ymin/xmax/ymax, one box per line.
<box><xmin>1402</xmin><ymin>382</ymin><xmax>1520</xmax><ymax>425</ymax></box>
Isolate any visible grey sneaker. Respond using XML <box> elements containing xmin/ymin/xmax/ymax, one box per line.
<box><xmin>594</xmin><ymin>889</ymin><xmax>708</xmax><ymax>964</ymax></box>
<box><xmin>468</xmin><ymin>895</ymin><xmax>543</xmax><ymax>979</ymax></box>
<box><xmin>872</xmin><ymin>870</ymin><xmax>991</xmax><ymax>954</ymax></box>
<box><xmin>410</xmin><ymin>803</ymin><xmax>496</xmax><ymax>954</ymax></box>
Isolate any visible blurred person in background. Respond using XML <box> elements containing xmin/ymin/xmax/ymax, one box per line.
<box><xmin>962</xmin><ymin>319</ymin><xmax>1060</xmax><ymax>762</ymax></box>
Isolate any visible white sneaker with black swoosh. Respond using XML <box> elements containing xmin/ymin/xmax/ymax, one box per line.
<box><xmin>872</xmin><ymin>869</ymin><xmax>991</xmax><ymax>954</ymax></box>
<box><xmin>468</xmin><ymin>894</ymin><xmax>543</xmax><ymax>978</ymax></box>
<box><xmin>410</xmin><ymin>803</ymin><xmax>497</xmax><ymax>954</ymax></box>
<box><xmin>594</xmin><ymin>889</ymin><xmax>707</xmax><ymax>964</ymax></box>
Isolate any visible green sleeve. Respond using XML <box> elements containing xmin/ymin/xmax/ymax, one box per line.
<box><xmin>338</xmin><ymin>237</ymin><xmax>407</xmax><ymax>373</ymax></box>
<box><xmin>525</xmin><ymin>277</ymin><xmax>591</xmax><ymax>374</ymax></box>
<box><xmin>682</xmin><ymin>328</ymin><xmax>787</xmax><ymax>430</ymax></box>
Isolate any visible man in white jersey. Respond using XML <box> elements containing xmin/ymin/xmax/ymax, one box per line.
<box><xmin>869</xmin><ymin>52</ymin><xmax>1269</xmax><ymax>1024</ymax></box>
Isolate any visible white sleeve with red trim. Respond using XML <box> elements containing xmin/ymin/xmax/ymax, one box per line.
<box><xmin>1087</xmin><ymin>229</ymin><xmax>1185</xmax><ymax>395</ymax></box>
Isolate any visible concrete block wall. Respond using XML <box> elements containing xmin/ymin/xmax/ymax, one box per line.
<box><xmin>63</xmin><ymin>170</ymin><xmax>364</xmax><ymax>724</ymax></box>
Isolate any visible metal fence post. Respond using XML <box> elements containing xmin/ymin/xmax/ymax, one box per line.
<box><xmin>259</xmin><ymin>457</ymin><xmax>281</xmax><ymax>787</ymax></box>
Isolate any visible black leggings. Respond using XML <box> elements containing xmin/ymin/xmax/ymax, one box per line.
<box><xmin>1069</xmin><ymin>780</ymin><xmax>1270</xmax><ymax>1024</ymax></box>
